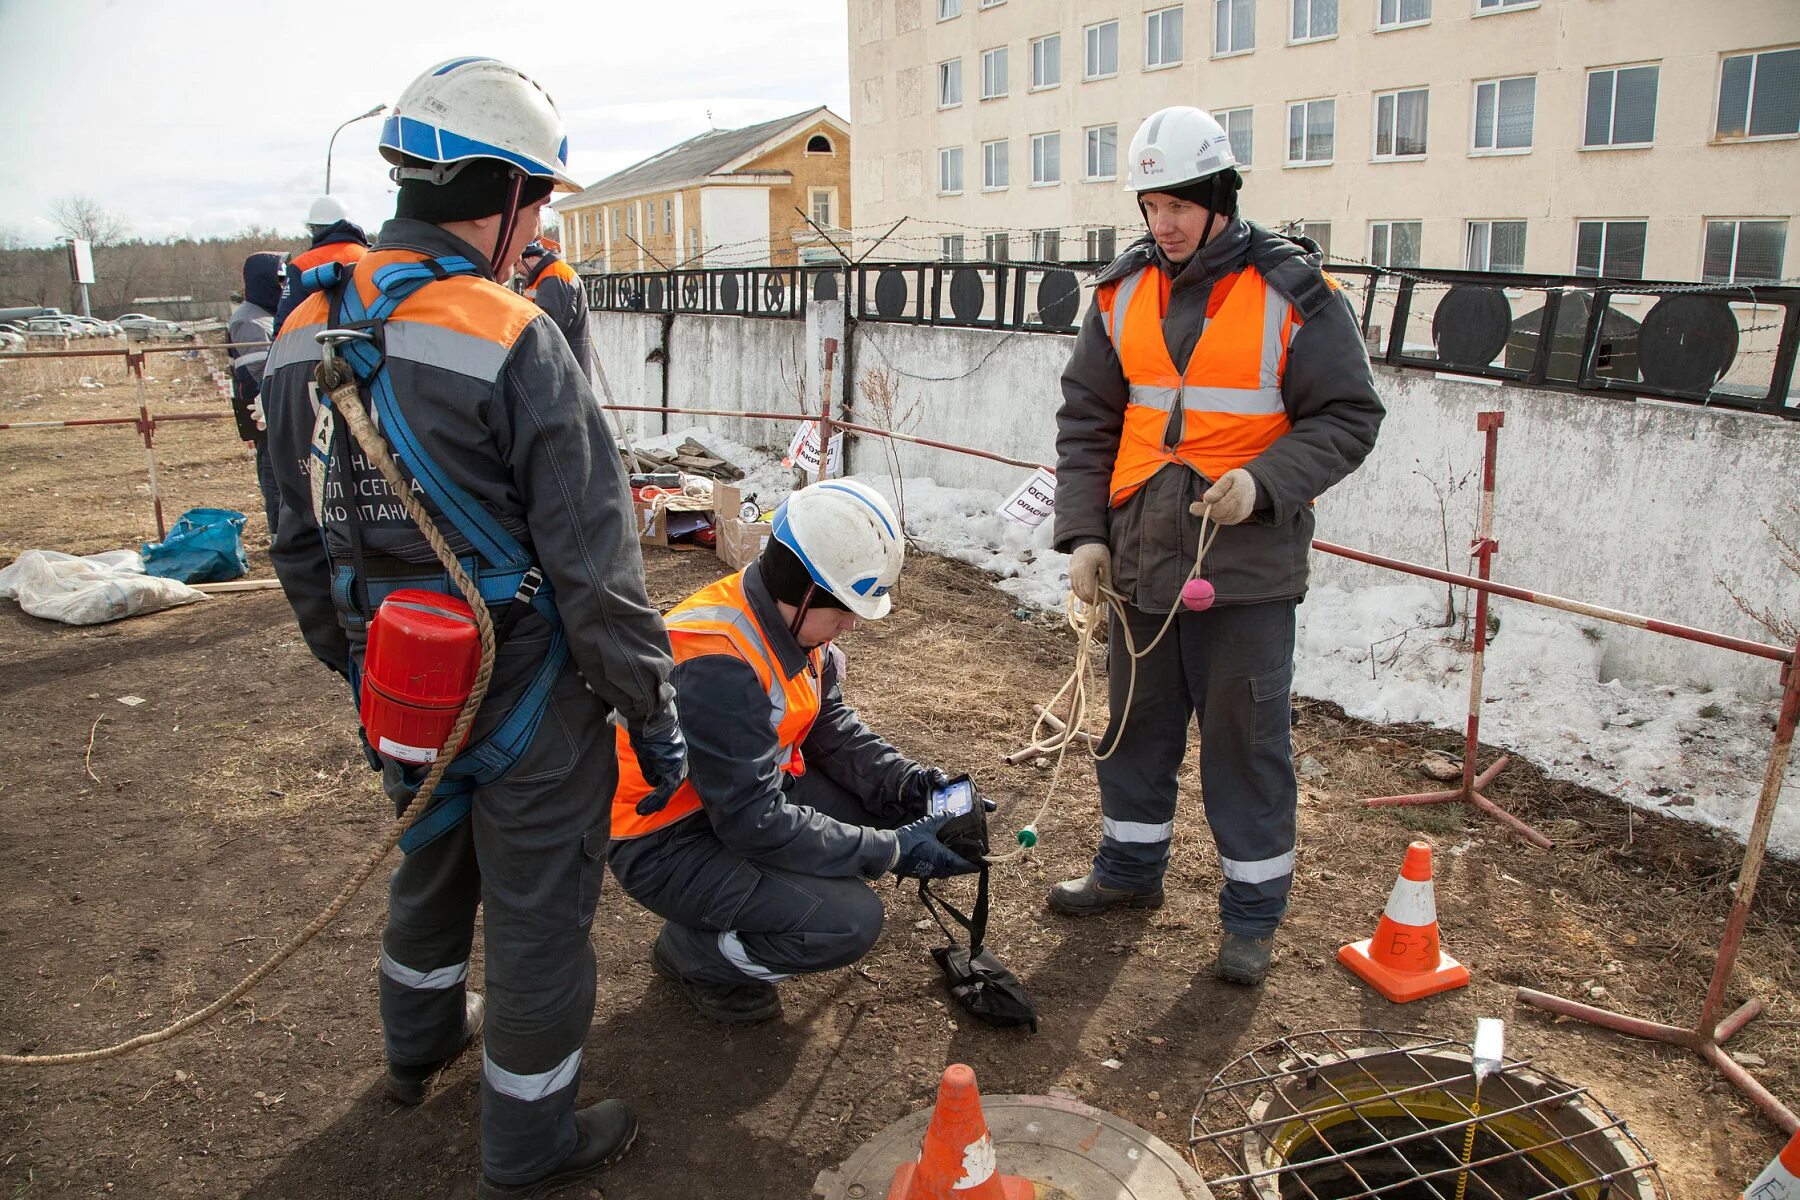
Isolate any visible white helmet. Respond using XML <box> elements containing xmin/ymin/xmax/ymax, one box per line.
<box><xmin>1126</xmin><ymin>106</ymin><xmax>1237</xmax><ymax>193</ymax></box>
<box><xmin>770</xmin><ymin>480</ymin><xmax>905</xmax><ymax>620</ymax></box>
<box><xmin>306</xmin><ymin>195</ymin><xmax>349</xmax><ymax>227</ymax></box>
<box><xmin>379</xmin><ymin>57</ymin><xmax>582</xmax><ymax>191</ymax></box>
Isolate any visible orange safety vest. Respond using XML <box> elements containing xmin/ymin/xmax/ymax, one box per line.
<box><xmin>1099</xmin><ymin>263</ymin><xmax>1298</xmax><ymax>506</ymax></box>
<box><xmin>612</xmin><ymin>571</ymin><xmax>824</xmax><ymax>840</ymax></box>
<box><xmin>291</xmin><ymin>240</ymin><xmax>368</xmax><ymax>274</ymax></box>
<box><xmin>522</xmin><ymin>255</ymin><xmax>576</xmax><ymax>301</ymax></box>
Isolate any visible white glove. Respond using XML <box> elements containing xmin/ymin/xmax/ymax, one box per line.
<box><xmin>1069</xmin><ymin>543</ymin><xmax>1111</xmax><ymax>604</ymax></box>
<box><xmin>249</xmin><ymin>395</ymin><xmax>267</xmax><ymax>432</ymax></box>
<box><xmin>1191</xmin><ymin>468</ymin><xmax>1257</xmax><ymax>526</ymax></box>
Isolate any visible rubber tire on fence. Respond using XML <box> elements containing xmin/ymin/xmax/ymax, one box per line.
<box><xmin>949</xmin><ymin>267</ymin><xmax>985</xmax><ymax>323</ymax></box>
<box><xmin>813</xmin><ymin>272</ymin><xmax>839</xmax><ymax>301</ymax></box>
<box><xmin>646</xmin><ymin>277</ymin><xmax>666</xmax><ymax>311</ymax></box>
<box><xmin>1037</xmin><ymin>269</ymin><xmax>1081</xmax><ymax>329</ymax></box>
<box><xmin>874</xmin><ymin>268</ymin><xmax>909</xmax><ymax>320</ymax></box>
<box><xmin>1431</xmin><ymin>285</ymin><xmax>1512</xmax><ymax>370</ymax></box>
<box><xmin>720</xmin><ymin>273</ymin><xmax>741</xmax><ymax>313</ymax></box>
<box><xmin>1636</xmin><ymin>294</ymin><xmax>1739</xmax><ymax>394</ymax></box>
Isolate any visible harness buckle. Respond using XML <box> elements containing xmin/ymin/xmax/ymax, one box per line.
<box><xmin>494</xmin><ymin>567</ymin><xmax>545</xmax><ymax>642</ymax></box>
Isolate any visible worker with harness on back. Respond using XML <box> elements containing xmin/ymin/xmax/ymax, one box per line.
<box><xmin>260</xmin><ymin>57</ymin><xmax>686</xmax><ymax>1198</ymax></box>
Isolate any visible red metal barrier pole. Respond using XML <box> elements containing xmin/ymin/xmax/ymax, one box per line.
<box><xmin>0</xmin><ymin>412</ymin><xmax>233</xmax><ymax>431</ymax></box>
<box><xmin>1518</xmin><ymin>634</ymin><xmax>1800</xmax><ymax>1134</ymax></box>
<box><xmin>127</xmin><ymin>350</ymin><xmax>167</xmax><ymax>540</ymax></box>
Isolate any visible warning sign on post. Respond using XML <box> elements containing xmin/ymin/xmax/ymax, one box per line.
<box><xmin>999</xmin><ymin>467</ymin><xmax>1057</xmax><ymax>528</ymax></box>
<box><xmin>783</xmin><ymin>420</ymin><xmax>844</xmax><ymax>478</ymax></box>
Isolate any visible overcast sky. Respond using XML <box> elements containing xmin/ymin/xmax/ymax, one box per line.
<box><xmin>0</xmin><ymin>0</ymin><xmax>851</xmax><ymax>246</ymax></box>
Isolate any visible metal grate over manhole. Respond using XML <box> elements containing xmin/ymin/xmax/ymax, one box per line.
<box><xmin>1188</xmin><ymin>1029</ymin><xmax>1666</xmax><ymax>1200</ymax></box>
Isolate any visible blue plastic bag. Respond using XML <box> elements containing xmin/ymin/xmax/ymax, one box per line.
<box><xmin>142</xmin><ymin>507</ymin><xmax>248</xmax><ymax>584</ymax></box>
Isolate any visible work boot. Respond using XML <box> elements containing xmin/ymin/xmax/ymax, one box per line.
<box><xmin>476</xmin><ymin>1099</ymin><xmax>638</xmax><ymax>1199</ymax></box>
<box><xmin>385</xmin><ymin>992</ymin><xmax>485</xmax><ymax>1105</ymax></box>
<box><xmin>1046</xmin><ymin>873</ymin><xmax>1164</xmax><ymax>916</ymax></box>
<box><xmin>1214</xmin><ymin>933</ymin><xmax>1275</xmax><ymax>986</ymax></box>
<box><xmin>652</xmin><ymin>935</ymin><xmax>782</xmax><ymax>1025</ymax></box>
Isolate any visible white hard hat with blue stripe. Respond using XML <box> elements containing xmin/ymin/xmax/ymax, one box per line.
<box><xmin>770</xmin><ymin>480</ymin><xmax>906</xmax><ymax>620</ymax></box>
<box><xmin>381</xmin><ymin>57</ymin><xmax>582</xmax><ymax>192</ymax></box>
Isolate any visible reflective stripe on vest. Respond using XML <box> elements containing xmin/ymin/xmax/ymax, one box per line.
<box><xmin>611</xmin><ymin>572</ymin><xmax>823</xmax><ymax>840</ymax></box>
<box><xmin>522</xmin><ymin>256</ymin><xmax>574</xmax><ymax>300</ymax></box>
<box><xmin>1102</xmin><ymin>263</ymin><xmax>1295</xmax><ymax>505</ymax></box>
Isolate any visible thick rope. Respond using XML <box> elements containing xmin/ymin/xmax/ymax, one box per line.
<box><xmin>0</xmin><ymin>359</ymin><xmax>496</xmax><ymax>1066</ymax></box>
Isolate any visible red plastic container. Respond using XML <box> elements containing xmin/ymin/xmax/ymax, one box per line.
<box><xmin>359</xmin><ymin>588</ymin><xmax>482</xmax><ymax>764</ymax></box>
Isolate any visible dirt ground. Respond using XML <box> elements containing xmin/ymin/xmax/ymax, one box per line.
<box><xmin>0</xmin><ymin>347</ymin><xmax>1795</xmax><ymax>1199</ymax></box>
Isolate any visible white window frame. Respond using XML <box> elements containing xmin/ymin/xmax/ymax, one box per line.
<box><xmin>1471</xmin><ymin>75</ymin><xmax>1536</xmax><ymax>155</ymax></box>
<box><xmin>1702</xmin><ymin>218</ymin><xmax>1788</xmax><ymax>284</ymax></box>
<box><xmin>1218</xmin><ymin>106</ymin><xmax>1254</xmax><ymax>168</ymax></box>
<box><xmin>1289</xmin><ymin>0</ymin><xmax>1337</xmax><ymax>43</ymax></box>
<box><xmin>1032</xmin><ymin>229</ymin><xmax>1062</xmax><ymax>261</ymax></box>
<box><xmin>1084</xmin><ymin>20</ymin><xmax>1119</xmax><ymax>80</ymax></box>
<box><xmin>663</xmin><ymin>198</ymin><xmax>673</xmax><ymax>232</ymax></box>
<box><xmin>1084</xmin><ymin>124</ymin><xmax>1119</xmax><ymax>181</ymax></box>
<box><xmin>1369</xmin><ymin>220</ymin><xmax>1422</xmax><ymax>270</ymax></box>
<box><xmin>1031</xmin><ymin>34</ymin><xmax>1062</xmax><ymax>89</ymax></box>
<box><xmin>938</xmin><ymin>0</ymin><xmax>961</xmax><ymax>20</ymax></box>
<box><xmin>941</xmin><ymin>234</ymin><xmax>966</xmax><ymax>261</ymax></box>
<box><xmin>1714</xmin><ymin>47</ymin><xmax>1800</xmax><ymax>142</ymax></box>
<box><xmin>1466</xmin><ymin>219</ymin><xmax>1527</xmax><ymax>272</ymax></box>
<box><xmin>809</xmin><ymin>189</ymin><xmax>834</xmax><ymax>228</ymax></box>
<box><xmin>1300</xmin><ymin>221</ymin><xmax>1332</xmax><ymax>258</ymax></box>
<box><xmin>1085</xmin><ymin>227</ymin><xmax>1118</xmax><ymax>261</ymax></box>
<box><xmin>1146</xmin><ymin>6</ymin><xmax>1184</xmax><ymax>70</ymax></box>
<box><xmin>1213</xmin><ymin>0</ymin><xmax>1255</xmax><ymax>57</ymax></box>
<box><xmin>1030</xmin><ymin>131</ymin><xmax>1062</xmax><ymax>185</ymax></box>
<box><xmin>982</xmin><ymin>138</ymin><xmax>1010</xmax><ymax>190</ymax></box>
<box><xmin>1573</xmin><ymin>219</ymin><xmax>1648</xmax><ymax>279</ymax></box>
<box><xmin>938</xmin><ymin>59</ymin><xmax>963</xmax><ymax>108</ymax></box>
<box><xmin>938</xmin><ymin>146</ymin><xmax>965</xmax><ymax>194</ymax></box>
<box><xmin>983</xmin><ymin>232</ymin><xmax>1010</xmax><ymax>261</ymax></box>
<box><xmin>1372</xmin><ymin>86</ymin><xmax>1429</xmax><ymax>161</ymax></box>
<box><xmin>1376</xmin><ymin>0</ymin><xmax>1430</xmax><ymax>32</ymax></box>
<box><xmin>979</xmin><ymin>0</ymin><xmax>1005</xmax><ymax>7</ymax></box>
<box><xmin>1286</xmin><ymin>98</ymin><xmax>1336</xmax><ymax>166</ymax></box>
<box><xmin>1474</xmin><ymin>0</ymin><xmax>1537</xmax><ymax>14</ymax></box>
<box><xmin>980</xmin><ymin>46</ymin><xmax>1009</xmax><ymax>99</ymax></box>
<box><xmin>1583</xmin><ymin>63</ymin><xmax>1660</xmax><ymax>150</ymax></box>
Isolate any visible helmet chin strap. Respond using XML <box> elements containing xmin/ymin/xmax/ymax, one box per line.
<box><xmin>788</xmin><ymin>582</ymin><xmax>817</xmax><ymax>640</ymax></box>
<box><xmin>488</xmin><ymin>168</ymin><xmax>527</xmax><ymax>280</ymax></box>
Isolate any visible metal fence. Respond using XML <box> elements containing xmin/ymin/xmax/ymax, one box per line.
<box><xmin>583</xmin><ymin>259</ymin><xmax>1799</xmax><ymax>418</ymax></box>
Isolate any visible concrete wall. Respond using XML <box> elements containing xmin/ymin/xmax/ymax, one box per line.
<box><xmin>592</xmin><ymin>307</ymin><xmax>1800</xmax><ymax>692</ymax></box>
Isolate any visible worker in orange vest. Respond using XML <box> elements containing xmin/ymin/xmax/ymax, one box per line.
<box><xmin>518</xmin><ymin>236</ymin><xmax>592</xmax><ymax>373</ymax></box>
<box><xmin>270</xmin><ymin>195</ymin><xmax>371</xmax><ymax>338</ymax></box>
<box><xmin>610</xmin><ymin>480</ymin><xmax>982</xmax><ymax>1024</ymax></box>
<box><xmin>1048</xmin><ymin>106</ymin><xmax>1384</xmax><ymax>986</ymax></box>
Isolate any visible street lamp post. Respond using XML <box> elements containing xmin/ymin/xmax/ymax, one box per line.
<box><xmin>325</xmin><ymin>104</ymin><xmax>388</xmax><ymax>195</ymax></box>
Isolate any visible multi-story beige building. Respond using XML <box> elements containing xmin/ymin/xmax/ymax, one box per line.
<box><xmin>847</xmin><ymin>0</ymin><xmax>1799</xmax><ymax>280</ymax></box>
<box><xmin>554</xmin><ymin>108</ymin><xmax>852</xmax><ymax>271</ymax></box>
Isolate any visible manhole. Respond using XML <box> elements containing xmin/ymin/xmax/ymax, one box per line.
<box><xmin>1189</xmin><ymin>1030</ymin><xmax>1664</xmax><ymax>1200</ymax></box>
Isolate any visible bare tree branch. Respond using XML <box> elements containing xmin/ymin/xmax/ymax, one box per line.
<box><xmin>47</xmin><ymin>195</ymin><xmax>130</xmax><ymax>248</ymax></box>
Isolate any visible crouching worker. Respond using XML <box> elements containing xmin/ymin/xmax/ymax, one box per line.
<box><xmin>610</xmin><ymin>480</ymin><xmax>981</xmax><ymax>1024</ymax></box>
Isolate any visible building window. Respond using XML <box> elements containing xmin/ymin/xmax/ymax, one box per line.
<box><xmin>1032</xmin><ymin>34</ymin><xmax>1062</xmax><ymax>88</ymax></box>
<box><xmin>1716</xmin><ymin>48</ymin><xmax>1800</xmax><ymax>139</ymax></box>
<box><xmin>941</xmin><ymin>234</ymin><xmax>966</xmax><ymax>261</ymax></box>
<box><xmin>810</xmin><ymin>190</ymin><xmax>833</xmax><ymax>227</ymax></box>
<box><xmin>646</xmin><ymin>200</ymin><xmax>657</xmax><ymax>235</ymax></box>
<box><xmin>626</xmin><ymin>205</ymin><xmax>636</xmax><ymax>237</ymax></box>
<box><xmin>980</xmin><ymin>46</ymin><xmax>1009</xmax><ymax>99</ymax></box>
<box><xmin>939</xmin><ymin>146</ymin><xmax>965</xmax><ymax>193</ymax></box>
<box><xmin>1084</xmin><ymin>124</ymin><xmax>1118</xmax><ymax>179</ymax></box>
<box><xmin>1373</xmin><ymin>87</ymin><xmax>1429</xmax><ymax>159</ymax></box>
<box><xmin>982</xmin><ymin>139</ymin><xmax>1010</xmax><ymax>189</ymax></box>
<box><xmin>1146</xmin><ymin>7</ymin><xmax>1184</xmax><ymax>68</ymax></box>
<box><xmin>938</xmin><ymin>0</ymin><xmax>961</xmax><ymax>19</ymax></box>
<box><xmin>806</xmin><ymin>134</ymin><xmax>834</xmax><ymax>153</ymax></box>
<box><xmin>979</xmin><ymin>0</ymin><xmax>1004</xmax><ymax>7</ymax></box>
<box><xmin>984</xmin><ymin>232</ymin><xmax>1010</xmax><ymax>260</ymax></box>
<box><xmin>1031</xmin><ymin>131</ymin><xmax>1062</xmax><ymax>183</ymax></box>
<box><xmin>664</xmin><ymin>198</ymin><xmax>673</xmax><ymax>232</ymax></box>
<box><xmin>1286</xmin><ymin>98</ymin><xmax>1335</xmax><ymax>164</ymax></box>
<box><xmin>1291</xmin><ymin>0</ymin><xmax>1336</xmax><ymax>41</ymax></box>
<box><xmin>612</xmin><ymin>208</ymin><xmax>621</xmax><ymax>238</ymax></box>
<box><xmin>1574</xmin><ymin>220</ymin><xmax>1647</xmax><ymax>279</ymax></box>
<box><xmin>1473</xmin><ymin>75</ymin><xmax>1536</xmax><ymax>152</ymax></box>
<box><xmin>1086</xmin><ymin>227</ymin><xmax>1118</xmax><ymax>261</ymax></box>
<box><xmin>687</xmin><ymin>226</ymin><xmax>698</xmax><ymax>258</ymax></box>
<box><xmin>1585</xmin><ymin>65</ymin><xmax>1659</xmax><ymax>148</ymax></box>
<box><xmin>1032</xmin><ymin>229</ymin><xmax>1062</xmax><ymax>261</ymax></box>
<box><xmin>1370</xmin><ymin>221</ymin><xmax>1422</xmax><ymax>269</ymax></box>
<box><xmin>1214</xmin><ymin>0</ymin><xmax>1254</xmax><ymax>55</ymax></box>
<box><xmin>1377</xmin><ymin>0</ymin><xmax>1429</xmax><ymax>29</ymax></box>
<box><xmin>1218</xmin><ymin>106</ymin><xmax>1254</xmax><ymax>166</ymax></box>
<box><xmin>1703</xmin><ymin>219</ymin><xmax>1788</xmax><ymax>284</ymax></box>
<box><xmin>1300</xmin><ymin>221</ymin><xmax>1331</xmax><ymax>257</ymax></box>
<box><xmin>1466</xmin><ymin>220</ymin><xmax>1527</xmax><ymax>272</ymax></box>
<box><xmin>939</xmin><ymin>59</ymin><xmax>963</xmax><ymax>107</ymax></box>
<box><xmin>1084</xmin><ymin>20</ymin><xmax>1119</xmax><ymax>78</ymax></box>
<box><xmin>1476</xmin><ymin>0</ymin><xmax>1535</xmax><ymax>10</ymax></box>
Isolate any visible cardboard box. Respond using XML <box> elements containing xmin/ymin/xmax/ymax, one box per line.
<box><xmin>712</xmin><ymin>483</ymin><xmax>773</xmax><ymax>571</ymax></box>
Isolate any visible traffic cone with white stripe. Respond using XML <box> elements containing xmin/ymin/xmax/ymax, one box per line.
<box><xmin>1745</xmin><ymin>1127</ymin><xmax>1800</xmax><ymax>1199</ymax></box>
<box><xmin>1337</xmin><ymin>841</ymin><xmax>1469</xmax><ymax>1003</ymax></box>
<box><xmin>889</xmin><ymin>1064</ymin><xmax>1034</xmax><ymax>1200</ymax></box>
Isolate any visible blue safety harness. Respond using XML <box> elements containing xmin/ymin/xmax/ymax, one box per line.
<box><xmin>304</xmin><ymin>254</ymin><xmax>569</xmax><ymax>853</ymax></box>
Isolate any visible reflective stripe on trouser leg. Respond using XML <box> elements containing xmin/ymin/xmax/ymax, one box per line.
<box><xmin>379</xmin><ymin>813</ymin><xmax>480</xmax><ymax>1068</ymax></box>
<box><xmin>1195</xmin><ymin>600</ymin><xmax>1299</xmax><ymax>937</ymax></box>
<box><xmin>1092</xmin><ymin>602</ymin><xmax>1193</xmax><ymax>892</ymax></box>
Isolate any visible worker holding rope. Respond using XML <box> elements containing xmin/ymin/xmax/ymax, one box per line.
<box><xmin>1048</xmin><ymin>106</ymin><xmax>1384</xmax><ymax>985</ymax></box>
<box><xmin>261</xmin><ymin>59</ymin><xmax>683</xmax><ymax>1197</ymax></box>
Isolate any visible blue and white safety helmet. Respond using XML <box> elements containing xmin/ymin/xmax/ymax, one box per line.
<box><xmin>380</xmin><ymin>57</ymin><xmax>583</xmax><ymax>192</ymax></box>
<box><xmin>770</xmin><ymin>480</ymin><xmax>906</xmax><ymax>620</ymax></box>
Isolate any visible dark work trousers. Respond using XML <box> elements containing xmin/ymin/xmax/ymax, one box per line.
<box><xmin>1092</xmin><ymin>598</ymin><xmax>1298</xmax><ymax>936</ymax></box>
<box><xmin>252</xmin><ymin>439</ymin><xmax>282</xmax><ymax>543</ymax></box>
<box><xmin>609</xmin><ymin>773</ymin><xmax>897</xmax><ymax>987</ymax></box>
<box><xmin>378</xmin><ymin>655</ymin><xmax>615</xmax><ymax>1188</ymax></box>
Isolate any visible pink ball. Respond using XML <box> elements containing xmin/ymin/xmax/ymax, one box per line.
<box><xmin>1180</xmin><ymin>578</ymin><xmax>1216</xmax><ymax>612</ymax></box>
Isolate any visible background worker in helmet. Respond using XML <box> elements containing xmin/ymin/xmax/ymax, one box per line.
<box><xmin>269</xmin><ymin>194</ymin><xmax>371</xmax><ymax>338</ymax></box>
<box><xmin>260</xmin><ymin>58</ymin><xmax>684</xmax><ymax>1197</ymax></box>
<box><xmin>225</xmin><ymin>250</ymin><xmax>283</xmax><ymax>538</ymax></box>
<box><xmin>1049</xmin><ymin>106</ymin><xmax>1384</xmax><ymax>985</ymax></box>
<box><xmin>517</xmin><ymin>235</ymin><xmax>592</xmax><ymax>374</ymax></box>
<box><xmin>610</xmin><ymin>480</ymin><xmax>982</xmax><ymax>1025</ymax></box>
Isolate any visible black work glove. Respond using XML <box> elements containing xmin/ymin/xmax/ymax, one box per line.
<box><xmin>898</xmin><ymin>767</ymin><xmax>953</xmax><ymax>819</ymax></box>
<box><xmin>891</xmin><ymin>811</ymin><xmax>982</xmax><ymax>880</ymax></box>
<box><xmin>628</xmin><ymin>704</ymin><xmax>689</xmax><ymax>816</ymax></box>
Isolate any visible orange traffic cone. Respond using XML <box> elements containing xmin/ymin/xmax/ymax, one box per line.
<box><xmin>1744</xmin><ymin>1127</ymin><xmax>1800</xmax><ymax>1199</ymax></box>
<box><xmin>1337</xmin><ymin>841</ymin><xmax>1469</xmax><ymax>1003</ymax></box>
<box><xmin>889</xmin><ymin>1064</ymin><xmax>1035</xmax><ymax>1200</ymax></box>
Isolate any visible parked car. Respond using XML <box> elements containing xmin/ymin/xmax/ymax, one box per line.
<box><xmin>24</xmin><ymin>315</ymin><xmax>89</xmax><ymax>339</ymax></box>
<box><xmin>114</xmin><ymin>314</ymin><xmax>184</xmax><ymax>339</ymax></box>
<box><xmin>70</xmin><ymin>316</ymin><xmax>122</xmax><ymax>338</ymax></box>
<box><xmin>0</xmin><ymin>328</ymin><xmax>23</xmax><ymax>351</ymax></box>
